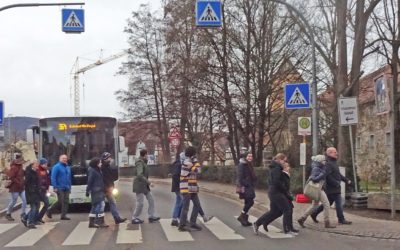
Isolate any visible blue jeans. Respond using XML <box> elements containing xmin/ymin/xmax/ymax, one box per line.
<box><xmin>90</xmin><ymin>201</ymin><xmax>105</xmax><ymax>216</ymax></box>
<box><xmin>105</xmin><ymin>190</ymin><xmax>120</xmax><ymax>219</ymax></box>
<box><xmin>37</xmin><ymin>191</ymin><xmax>49</xmax><ymax>221</ymax></box>
<box><xmin>7</xmin><ymin>191</ymin><xmax>27</xmax><ymax>216</ymax></box>
<box><xmin>172</xmin><ymin>192</ymin><xmax>183</xmax><ymax>219</ymax></box>
<box><xmin>313</xmin><ymin>193</ymin><xmax>345</xmax><ymax>222</ymax></box>
<box><xmin>27</xmin><ymin>202</ymin><xmax>39</xmax><ymax>224</ymax></box>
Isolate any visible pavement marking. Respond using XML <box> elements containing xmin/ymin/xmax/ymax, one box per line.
<box><xmin>247</xmin><ymin>215</ymin><xmax>294</xmax><ymax>239</ymax></box>
<box><xmin>5</xmin><ymin>222</ymin><xmax>58</xmax><ymax>247</ymax></box>
<box><xmin>200</xmin><ymin>217</ymin><xmax>244</xmax><ymax>240</ymax></box>
<box><xmin>62</xmin><ymin>221</ymin><xmax>96</xmax><ymax>246</ymax></box>
<box><xmin>159</xmin><ymin>219</ymin><xmax>194</xmax><ymax>242</ymax></box>
<box><xmin>116</xmin><ymin>222</ymin><xmax>143</xmax><ymax>244</ymax></box>
<box><xmin>0</xmin><ymin>223</ymin><xmax>18</xmax><ymax>234</ymax></box>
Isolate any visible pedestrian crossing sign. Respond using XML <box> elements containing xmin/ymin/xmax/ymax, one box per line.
<box><xmin>284</xmin><ymin>83</ymin><xmax>310</xmax><ymax>109</ymax></box>
<box><xmin>196</xmin><ymin>0</ymin><xmax>222</xmax><ymax>27</ymax></box>
<box><xmin>62</xmin><ymin>9</ymin><xmax>84</xmax><ymax>33</ymax></box>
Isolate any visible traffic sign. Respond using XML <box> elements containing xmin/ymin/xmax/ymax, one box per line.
<box><xmin>62</xmin><ymin>9</ymin><xmax>84</xmax><ymax>33</ymax></box>
<box><xmin>338</xmin><ymin>97</ymin><xmax>358</xmax><ymax>126</ymax></box>
<box><xmin>284</xmin><ymin>83</ymin><xmax>310</xmax><ymax>109</ymax></box>
<box><xmin>298</xmin><ymin>117</ymin><xmax>311</xmax><ymax>136</ymax></box>
<box><xmin>196</xmin><ymin>0</ymin><xmax>222</xmax><ymax>27</ymax></box>
<box><xmin>0</xmin><ymin>101</ymin><xmax>3</xmax><ymax>126</ymax></box>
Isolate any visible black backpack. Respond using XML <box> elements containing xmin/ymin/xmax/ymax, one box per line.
<box><xmin>171</xmin><ymin>159</ymin><xmax>182</xmax><ymax>192</ymax></box>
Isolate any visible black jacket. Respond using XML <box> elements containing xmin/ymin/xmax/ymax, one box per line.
<box><xmin>268</xmin><ymin>160</ymin><xmax>286</xmax><ymax>195</ymax></box>
<box><xmin>87</xmin><ymin>166</ymin><xmax>105</xmax><ymax>204</ymax></box>
<box><xmin>25</xmin><ymin>165</ymin><xmax>41</xmax><ymax>204</ymax></box>
<box><xmin>325</xmin><ymin>156</ymin><xmax>348</xmax><ymax>194</ymax></box>
<box><xmin>281</xmin><ymin>171</ymin><xmax>293</xmax><ymax>201</ymax></box>
<box><xmin>101</xmin><ymin>160</ymin><xmax>115</xmax><ymax>190</ymax></box>
<box><xmin>171</xmin><ymin>159</ymin><xmax>181</xmax><ymax>193</ymax></box>
<box><xmin>237</xmin><ymin>158</ymin><xmax>257</xmax><ymax>199</ymax></box>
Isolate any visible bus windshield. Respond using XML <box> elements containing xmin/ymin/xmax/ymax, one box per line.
<box><xmin>39</xmin><ymin>117</ymin><xmax>118</xmax><ymax>185</ymax></box>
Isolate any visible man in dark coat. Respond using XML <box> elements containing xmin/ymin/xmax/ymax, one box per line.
<box><xmin>24</xmin><ymin>161</ymin><xmax>41</xmax><ymax>228</ymax></box>
<box><xmin>311</xmin><ymin>147</ymin><xmax>352</xmax><ymax>225</ymax></box>
<box><xmin>101</xmin><ymin>152</ymin><xmax>126</xmax><ymax>224</ymax></box>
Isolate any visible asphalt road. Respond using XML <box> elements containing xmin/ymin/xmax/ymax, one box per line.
<box><xmin>0</xmin><ymin>181</ymin><xmax>398</xmax><ymax>250</ymax></box>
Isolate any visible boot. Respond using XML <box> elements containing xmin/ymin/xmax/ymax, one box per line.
<box><xmin>297</xmin><ymin>217</ymin><xmax>306</xmax><ymax>228</ymax></box>
<box><xmin>114</xmin><ymin>217</ymin><xmax>127</xmax><ymax>224</ymax></box>
<box><xmin>324</xmin><ymin>221</ymin><xmax>336</xmax><ymax>228</ymax></box>
<box><xmin>96</xmin><ymin>217</ymin><xmax>109</xmax><ymax>228</ymax></box>
<box><xmin>242</xmin><ymin>214</ymin><xmax>252</xmax><ymax>227</ymax></box>
<box><xmin>88</xmin><ymin>217</ymin><xmax>98</xmax><ymax>228</ymax></box>
<box><xmin>5</xmin><ymin>214</ymin><xmax>14</xmax><ymax>221</ymax></box>
<box><xmin>237</xmin><ymin>212</ymin><xmax>247</xmax><ymax>226</ymax></box>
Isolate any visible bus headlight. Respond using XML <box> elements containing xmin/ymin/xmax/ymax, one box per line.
<box><xmin>112</xmin><ymin>188</ymin><xmax>119</xmax><ymax>196</ymax></box>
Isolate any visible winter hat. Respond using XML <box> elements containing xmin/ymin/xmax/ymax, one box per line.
<box><xmin>311</xmin><ymin>155</ymin><xmax>326</xmax><ymax>163</ymax></box>
<box><xmin>101</xmin><ymin>152</ymin><xmax>112</xmax><ymax>160</ymax></box>
<box><xmin>39</xmin><ymin>158</ymin><xmax>48</xmax><ymax>165</ymax></box>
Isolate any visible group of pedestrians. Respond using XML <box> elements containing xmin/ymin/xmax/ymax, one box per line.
<box><xmin>237</xmin><ymin>147</ymin><xmax>352</xmax><ymax>236</ymax></box>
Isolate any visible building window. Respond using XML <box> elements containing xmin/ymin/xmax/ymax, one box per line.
<box><xmin>356</xmin><ymin>137</ymin><xmax>361</xmax><ymax>149</ymax></box>
<box><xmin>369</xmin><ymin>135</ymin><xmax>375</xmax><ymax>150</ymax></box>
<box><xmin>386</xmin><ymin>132</ymin><xmax>391</xmax><ymax>146</ymax></box>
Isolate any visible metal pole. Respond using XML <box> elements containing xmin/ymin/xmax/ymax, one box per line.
<box><xmin>348</xmin><ymin>125</ymin><xmax>358</xmax><ymax>192</ymax></box>
<box><xmin>271</xmin><ymin>0</ymin><xmax>319</xmax><ymax>155</ymax></box>
<box><xmin>0</xmin><ymin>3</ymin><xmax>84</xmax><ymax>12</ymax></box>
<box><xmin>389</xmin><ymin>77</ymin><xmax>396</xmax><ymax>219</ymax></box>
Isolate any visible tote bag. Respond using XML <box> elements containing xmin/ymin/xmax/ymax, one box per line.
<box><xmin>303</xmin><ymin>180</ymin><xmax>321</xmax><ymax>201</ymax></box>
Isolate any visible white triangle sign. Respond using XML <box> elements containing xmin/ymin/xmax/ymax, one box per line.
<box><xmin>199</xmin><ymin>3</ymin><xmax>220</xmax><ymax>22</ymax></box>
<box><xmin>288</xmin><ymin>87</ymin><xmax>308</xmax><ymax>105</ymax></box>
<box><xmin>64</xmin><ymin>11</ymin><xmax>83</xmax><ymax>28</ymax></box>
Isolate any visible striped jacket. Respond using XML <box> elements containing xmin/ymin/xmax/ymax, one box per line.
<box><xmin>179</xmin><ymin>158</ymin><xmax>201</xmax><ymax>194</ymax></box>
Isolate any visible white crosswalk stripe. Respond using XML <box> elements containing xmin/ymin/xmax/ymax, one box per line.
<box><xmin>247</xmin><ymin>215</ymin><xmax>294</xmax><ymax>238</ymax></box>
<box><xmin>0</xmin><ymin>223</ymin><xmax>18</xmax><ymax>234</ymax></box>
<box><xmin>5</xmin><ymin>222</ymin><xmax>58</xmax><ymax>247</ymax></box>
<box><xmin>62</xmin><ymin>221</ymin><xmax>96</xmax><ymax>246</ymax></box>
<box><xmin>200</xmin><ymin>217</ymin><xmax>244</xmax><ymax>240</ymax></box>
<box><xmin>116</xmin><ymin>222</ymin><xmax>143</xmax><ymax>244</ymax></box>
<box><xmin>159</xmin><ymin>219</ymin><xmax>194</xmax><ymax>242</ymax></box>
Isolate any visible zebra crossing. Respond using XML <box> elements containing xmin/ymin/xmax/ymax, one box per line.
<box><xmin>0</xmin><ymin>216</ymin><xmax>293</xmax><ymax>247</ymax></box>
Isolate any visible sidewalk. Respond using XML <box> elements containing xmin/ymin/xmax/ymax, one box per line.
<box><xmin>146</xmin><ymin>177</ymin><xmax>400</xmax><ymax>240</ymax></box>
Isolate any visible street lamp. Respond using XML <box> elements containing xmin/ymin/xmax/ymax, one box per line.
<box><xmin>269</xmin><ymin>0</ymin><xmax>319</xmax><ymax>155</ymax></box>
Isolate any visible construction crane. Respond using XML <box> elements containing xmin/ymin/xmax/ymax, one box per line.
<box><xmin>70</xmin><ymin>49</ymin><xmax>130</xmax><ymax>116</ymax></box>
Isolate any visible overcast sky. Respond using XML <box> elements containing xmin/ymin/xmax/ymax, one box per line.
<box><xmin>0</xmin><ymin>0</ymin><xmax>161</xmax><ymax>119</ymax></box>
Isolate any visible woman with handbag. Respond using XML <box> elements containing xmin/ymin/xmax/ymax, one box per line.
<box><xmin>5</xmin><ymin>156</ymin><xmax>27</xmax><ymax>222</ymax></box>
<box><xmin>297</xmin><ymin>155</ymin><xmax>336</xmax><ymax>228</ymax></box>
<box><xmin>236</xmin><ymin>152</ymin><xmax>257</xmax><ymax>227</ymax></box>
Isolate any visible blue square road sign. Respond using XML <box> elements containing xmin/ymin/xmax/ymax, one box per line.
<box><xmin>284</xmin><ymin>83</ymin><xmax>311</xmax><ymax>109</ymax></box>
<box><xmin>62</xmin><ymin>9</ymin><xmax>85</xmax><ymax>33</ymax></box>
<box><xmin>0</xmin><ymin>101</ymin><xmax>3</xmax><ymax>126</ymax></box>
<box><xmin>196</xmin><ymin>0</ymin><xmax>222</xmax><ymax>27</ymax></box>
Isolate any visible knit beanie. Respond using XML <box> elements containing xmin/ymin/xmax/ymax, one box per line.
<box><xmin>311</xmin><ymin>154</ymin><xmax>326</xmax><ymax>163</ymax></box>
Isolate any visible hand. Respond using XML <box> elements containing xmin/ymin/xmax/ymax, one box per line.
<box><xmin>85</xmin><ymin>192</ymin><xmax>89</xmax><ymax>197</ymax></box>
<box><xmin>347</xmin><ymin>180</ymin><xmax>352</xmax><ymax>185</ymax></box>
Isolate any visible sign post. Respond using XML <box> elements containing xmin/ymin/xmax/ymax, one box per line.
<box><xmin>298</xmin><ymin>117</ymin><xmax>311</xmax><ymax>190</ymax></box>
<box><xmin>0</xmin><ymin>101</ymin><xmax>3</xmax><ymax>126</ymax></box>
<box><xmin>338</xmin><ymin>97</ymin><xmax>359</xmax><ymax>192</ymax></box>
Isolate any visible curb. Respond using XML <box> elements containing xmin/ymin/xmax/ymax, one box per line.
<box><xmin>151</xmin><ymin>179</ymin><xmax>400</xmax><ymax>240</ymax></box>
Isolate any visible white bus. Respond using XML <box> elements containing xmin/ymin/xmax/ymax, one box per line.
<box><xmin>28</xmin><ymin>116</ymin><xmax>124</xmax><ymax>204</ymax></box>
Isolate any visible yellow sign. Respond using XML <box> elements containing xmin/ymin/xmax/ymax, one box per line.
<box><xmin>58</xmin><ymin>123</ymin><xmax>96</xmax><ymax>131</ymax></box>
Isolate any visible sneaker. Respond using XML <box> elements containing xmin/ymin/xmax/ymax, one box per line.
<box><xmin>131</xmin><ymin>218</ymin><xmax>144</xmax><ymax>224</ymax></box>
<box><xmin>202</xmin><ymin>215</ymin><xmax>214</xmax><ymax>223</ymax></box>
<box><xmin>262</xmin><ymin>224</ymin><xmax>268</xmax><ymax>232</ymax></box>
<box><xmin>115</xmin><ymin>217</ymin><xmax>127</xmax><ymax>224</ymax></box>
<box><xmin>285</xmin><ymin>230</ymin><xmax>298</xmax><ymax>236</ymax></box>
<box><xmin>46</xmin><ymin>210</ymin><xmax>52</xmax><ymax>219</ymax></box>
<box><xmin>21</xmin><ymin>217</ymin><xmax>27</xmax><ymax>227</ymax></box>
<box><xmin>60</xmin><ymin>216</ymin><xmax>71</xmax><ymax>220</ymax></box>
<box><xmin>149</xmin><ymin>217</ymin><xmax>160</xmax><ymax>223</ymax></box>
<box><xmin>37</xmin><ymin>219</ymin><xmax>45</xmax><ymax>224</ymax></box>
<box><xmin>171</xmin><ymin>220</ymin><xmax>179</xmax><ymax>227</ymax></box>
<box><xmin>290</xmin><ymin>228</ymin><xmax>299</xmax><ymax>233</ymax></box>
<box><xmin>27</xmin><ymin>223</ymin><xmax>37</xmax><ymax>229</ymax></box>
<box><xmin>5</xmin><ymin>214</ymin><xmax>15</xmax><ymax>221</ymax></box>
<box><xmin>252</xmin><ymin>222</ymin><xmax>259</xmax><ymax>235</ymax></box>
<box><xmin>34</xmin><ymin>220</ymin><xmax>43</xmax><ymax>225</ymax></box>
<box><xmin>178</xmin><ymin>225</ymin><xmax>191</xmax><ymax>232</ymax></box>
<box><xmin>338</xmin><ymin>220</ymin><xmax>352</xmax><ymax>225</ymax></box>
<box><xmin>190</xmin><ymin>223</ymin><xmax>202</xmax><ymax>231</ymax></box>
<box><xmin>310</xmin><ymin>213</ymin><xmax>319</xmax><ymax>223</ymax></box>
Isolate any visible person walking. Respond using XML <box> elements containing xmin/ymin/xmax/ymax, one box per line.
<box><xmin>36</xmin><ymin>158</ymin><xmax>50</xmax><ymax>224</ymax></box>
<box><xmin>86</xmin><ymin>157</ymin><xmax>108</xmax><ymax>228</ymax></box>
<box><xmin>252</xmin><ymin>153</ymin><xmax>299</xmax><ymax>235</ymax></box>
<box><xmin>297</xmin><ymin>155</ymin><xmax>336</xmax><ymax>229</ymax></box>
<box><xmin>281</xmin><ymin>162</ymin><xmax>297</xmax><ymax>234</ymax></box>
<box><xmin>101</xmin><ymin>152</ymin><xmax>127</xmax><ymax>224</ymax></box>
<box><xmin>24</xmin><ymin>161</ymin><xmax>41</xmax><ymax>229</ymax></box>
<box><xmin>5</xmin><ymin>156</ymin><xmax>27</xmax><ymax>222</ymax></box>
<box><xmin>170</xmin><ymin>152</ymin><xmax>185</xmax><ymax>227</ymax></box>
<box><xmin>47</xmin><ymin>154</ymin><xmax>72</xmax><ymax>220</ymax></box>
<box><xmin>310</xmin><ymin>147</ymin><xmax>352</xmax><ymax>225</ymax></box>
<box><xmin>236</xmin><ymin>152</ymin><xmax>257</xmax><ymax>227</ymax></box>
<box><xmin>131</xmin><ymin>149</ymin><xmax>160</xmax><ymax>224</ymax></box>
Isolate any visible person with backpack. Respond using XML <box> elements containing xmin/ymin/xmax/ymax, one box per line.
<box><xmin>23</xmin><ymin>161</ymin><xmax>41</xmax><ymax>228</ymax></box>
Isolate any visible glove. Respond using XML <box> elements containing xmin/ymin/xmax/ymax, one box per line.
<box><xmin>85</xmin><ymin>192</ymin><xmax>89</xmax><ymax>197</ymax></box>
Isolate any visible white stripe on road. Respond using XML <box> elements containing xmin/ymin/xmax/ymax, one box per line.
<box><xmin>200</xmin><ymin>217</ymin><xmax>244</xmax><ymax>240</ymax></box>
<box><xmin>247</xmin><ymin>215</ymin><xmax>294</xmax><ymax>239</ymax></box>
<box><xmin>159</xmin><ymin>219</ymin><xmax>194</xmax><ymax>242</ymax></box>
<box><xmin>0</xmin><ymin>223</ymin><xmax>18</xmax><ymax>234</ymax></box>
<box><xmin>62</xmin><ymin>222</ymin><xmax>96</xmax><ymax>246</ymax></box>
<box><xmin>5</xmin><ymin>222</ymin><xmax>58</xmax><ymax>247</ymax></box>
<box><xmin>116</xmin><ymin>223</ymin><xmax>143</xmax><ymax>244</ymax></box>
